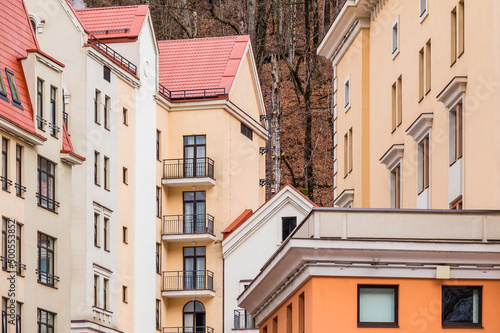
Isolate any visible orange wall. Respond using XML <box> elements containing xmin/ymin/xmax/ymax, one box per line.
<box><xmin>259</xmin><ymin>276</ymin><xmax>500</xmax><ymax>333</ymax></box>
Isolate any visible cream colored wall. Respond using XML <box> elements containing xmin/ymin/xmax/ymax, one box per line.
<box><xmin>116</xmin><ymin>77</ymin><xmax>136</xmax><ymax>332</ymax></box>
<box><xmin>230</xmin><ymin>52</ymin><xmax>263</xmax><ymax>121</ymax></box>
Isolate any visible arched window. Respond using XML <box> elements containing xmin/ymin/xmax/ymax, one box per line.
<box><xmin>183</xmin><ymin>301</ymin><xmax>206</xmax><ymax>331</ymax></box>
<box><xmin>30</xmin><ymin>19</ymin><xmax>37</xmax><ymax>34</ymax></box>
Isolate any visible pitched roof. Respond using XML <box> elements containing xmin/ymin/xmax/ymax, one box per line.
<box><xmin>157</xmin><ymin>35</ymin><xmax>249</xmax><ymax>96</ymax></box>
<box><xmin>222</xmin><ymin>184</ymin><xmax>319</xmax><ymax>240</ymax></box>
<box><xmin>0</xmin><ymin>0</ymin><xmax>42</xmax><ymax>138</ymax></box>
<box><xmin>75</xmin><ymin>5</ymin><xmax>149</xmax><ymax>42</ymax></box>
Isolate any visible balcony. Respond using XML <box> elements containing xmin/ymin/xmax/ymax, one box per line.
<box><xmin>88</xmin><ymin>35</ymin><xmax>137</xmax><ymax>75</ymax></box>
<box><xmin>162</xmin><ymin>158</ymin><xmax>215</xmax><ymax>187</ymax></box>
<box><xmin>163</xmin><ymin>327</ymin><xmax>214</xmax><ymax>333</ymax></box>
<box><xmin>162</xmin><ymin>270</ymin><xmax>215</xmax><ymax>298</ymax></box>
<box><xmin>162</xmin><ymin>214</ymin><xmax>215</xmax><ymax>242</ymax></box>
<box><xmin>234</xmin><ymin>309</ymin><xmax>256</xmax><ymax>330</ymax></box>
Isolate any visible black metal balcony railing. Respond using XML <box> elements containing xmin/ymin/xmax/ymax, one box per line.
<box><xmin>15</xmin><ymin>183</ymin><xmax>26</xmax><ymax>197</ymax></box>
<box><xmin>36</xmin><ymin>269</ymin><xmax>60</xmax><ymax>287</ymax></box>
<box><xmin>88</xmin><ymin>35</ymin><xmax>137</xmax><ymax>75</ymax></box>
<box><xmin>1</xmin><ymin>176</ymin><xmax>12</xmax><ymax>191</ymax></box>
<box><xmin>159</xmin><ymin>83</ymin><xmax>226</xmax><ymax>101</ymax></box>
<box><xmin>234</xmin><ymin>309</ymin><xmax>256</xmax><ymax>329</ymax></box>
<box><xmin>36</xmin><ymin>193</ymin><xmax>60</xmax><ymax>212</ymax></box>
<box><xmin>163</xmin><ymin>214</ymin><xmax>215</xmax><ymax>236</ymax></box>
<box><xmin>162</xmin><ymin>270</ymin><xmax>214</xmax><ymax>292</ymax></box>
<box><xmin>0</xmin><ymin>256</ymin><xmax>27</xmax><ymax>275</ymax></box>
<box><xmin>163</xmin><ymin>158</ymin><xmax>214</xmax><ymax>180</ymax></box>
<box><xmin>163</xmin><ymin>327</ymin><xmax>214</xmax><ymax>333</ymax></box>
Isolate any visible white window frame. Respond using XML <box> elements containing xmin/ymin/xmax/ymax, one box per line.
<box><xmin>419</xmin><ymin>0</ymin><xmax>428</xmax><ymax>23</ymax></box>
<box><xmin>344</xmin><ymin>74</ymin><xmax>351</xmax><ymax>112</ymax></box>
<box><xmin>392</xmin><ymin>16</ymin><xmax>400</xmax><ymax>59</ymax></box>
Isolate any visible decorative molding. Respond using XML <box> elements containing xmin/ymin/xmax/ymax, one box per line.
<box><xmin>436</xmin><ymin>76</ymin><xmax>467</xmax><ymax>109</ymax></box>
<box><xmin>60</xmin><ymin>152</ymin><xmax>84</xmax><ymax>166</ymax></box>
<box><xmin>334</xmin><ymin>189</ymin><xmax>354</xmax><ymax>208</ymax></box>
<box><xmin>406</xmin><ymin>113</ymin><xmax>433</xmax><ymax>142</ymax></box>
<box><xmin>379</xmin><ymin>144</ymin><xmax>404</xmax><ymax>170</ymax></box>
<box><xmin>0</xmin><ymin>117</ymin><xmax>45</xmax><ymax>146</ymax></box>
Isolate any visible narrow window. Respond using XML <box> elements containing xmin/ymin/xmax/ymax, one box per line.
<box><xmin>122</xmin><ymin>226</ymin><xmax>128</xmax><ymax>244</ymax></box>
<box><xmin>94</xmin><ymin>213</ymin><xmax>100</xmax><ymax>247</ymax></box>
<box><xmin>6</xmin><ymin>70</ymin><xmax>21</xmax><ymax>106</ymax></box>
<box><xmin>391</xmin><ymin>82</ymin><xmax>397</xmax><ymax>131</ymax></box>
<box><xmin>37</xmin><ymin>156</ymin><xmax>57</xmax><ymax>211</ymax></box>
<box><xmin>392</xmin><ymin>17</ymin><xmax>400</xmax><ymax>58</ymax></box>
<box><xmin>156</xmin><ymin>186</ymin><xmax>161</xmax><ymax>217</ymax></box>
<box><xmin>94</xmin><ymin>90</ymin><xmax>101</xmax><ymax>124</ymax></box>
<box><xmin>282</xmin><ymin>217</ymin><xmax>297</xmax><ymax>241</ymax></box>
<box><xmin>37</xmin><ymin>233</ymin><xmax>55</xmax><ymax>286</ymax></box>
<box><xmin>183</xmin><ymin>135</ymin><xmax>207</xmax><ymax>178</ymax></box>
<box><xmin>273</xmin><ymin>316</ymin><xmax>278</xmax><ymax>333</ymax></box>
<box><xmin>391</xmin><ymin>165</ymin><xmax>401</xmax><ymax>208</ymax></box>
<box><xmin>156</xmin><ymin>243</ymin><xmax>161</xmax><ymax>274</ymax></box>
<box><xmin>451</xmin><ymin>7</ymin><xmax>457</xmax><ymax>64</ymax></box>
<box><xmin>263</xmin><ymin>327</ymin><xmax>268</xmax><ymax>333</ymax></box>
<box><xmin>103</xmin><ymin>278</ymin><xmax>109</xmax><ymax>310</ymax></box>
<box><xmin>458</xmin><ymin>1</ymin><xmax>464</xmax><ymax>57</ymax></box>
<box><xmin>425</xmin><ymin>40</ymin><xmax>431</xmax><ymax>94</ymax></box>
<box><xmin>419</xmin><ymin>47</ymin><xmax>425</xmax><ymax>101</ymax></box>
<box><xmin>16</xmin><ymin>224</ymin><xmax>21</xmax><ymax>275</ymax></box>
<box><xmin>2</xmin><ymin>138</ymin><xmax>8</xmax><ymax>191</ymax></box>
<box><xmin>241</xmin><ymin>123</ymin><xmax>253</xmax><ymax>140</ymax></box>
<box><xmin>94</xmin><ymin>151</ymin><xmax>100</xmax><ymax>186</ymax></box>
<box><xmin>1</xmin><ymin>298</ymin><xmax>6</xmax><ymax>333</ymax></box>
<box><xmin>104</xmin><ymin>96</ymin><xmax>110</xmax><ymax>130</ymax></box>
<box><xmin>49</xmin><ymin>86</ymin><xmax>58</xmax><ymax>137</ymax></box>
<box><xmin>156</xmin><ymin>130</ymin><xmax>161</xmax><ymax>161</ymax></box>
<box><xmin>104</xmin><ymin>156</ymin><xmax>110</xmax><ymax>190</ymax></box>
<box><xmin>0</xmin><ymin>70</ymin><xmax>7</xmax><ymax>97</ymax></box>
<box><xmin>123</xmin><ymin>108</ymin><xmax>128</xmax><ymax>125</ymax></box>
<box><xmin>37</xmin><ymin>79</ymin><xmax>44</xmax><ymax>129</ymax></box>
<box><xmin>15</xmin><ymin>145</ymin><xmax>23</xmax><ymax>197</ymax></box>
<box><xmin>103</xmin><ymin>217</ymin><xmax>109</xmax><ymax>251</ymax></box>
<box><xmin>15</xmin><ymin>302</ymin><xmax>21</xmax><ymax>333</ymax></box>
<box><xmin>420</xmin><ymin>0</ymin><xmax>428</xmax><ymax>20</ymax></box>
<box><xmin>94</xmin><ymin>275</ymin><xmax>99</xmax><ymax>307</ymax></box>
<box><xmin>397</xmin><ymin>76</ymin><xmax>402</xmax><ymax>126</ymax></box>
<box><xmin>286</xmin><ymin>304</ymin><xmax>293</xmax><ymax>333</ymax></box>
<box><xmin>418</xmin><ymin>136</ymin><xmax>430</xmax><ymax>193</ymax></box>
<box><xmin>156</xmin><ymin>299</ymin><xmax>161</xmax><ymax>330</ymax></box>
<box><xmin>344</xmin><ymin>133</ymin><xmax>348</xmax><ymax>177</ymax></box>
<box><xmin>1</xmin><ymin>218</ymin><xmax>6</xmax><ymax>270</ymax></box>
<box><xmin>37</xmin><ymin>309</ymin><xmax>55</xmax><ymax>333</ymax></box>
<box><xmin>442</xmin><ymin>286</ymin><xmax>481</xmax><ymax>327</ymax></box>
<box><xmin>358</xmin><ymin>285</ymin><xmax>398</xmax><ymax>327</ymax></box>
<box><xmin>344</xmin><ymin>75</ymin><xmax>351</xmax><ymax>111</ymax></box>
<box><xmin>299</xmin><ymin>293</ymin><xmax>305</xmax><ymax>333</ymax></box>
<box><xmin>103</xmin><ymin>66</ymin><xmax>111</xmax><ymax>82</ymax></box>
<box><xmin>348</xmin><ymin>128</ymin><xmax>353</xmax><ymax>173</ymax></box>
<box><xmin>449</xmin><ymin>103</ymin><xmax>463</xmax><ymax>165</ymax></box>
<box><xmin>123</xmin><ymin>167</ymin><xmax>128</xmax><ymax>185</ymax></box>
<box><xmin>122</xmin><ymin>285</ymin><xmax>128</xmax><ymax>303</ymax></box>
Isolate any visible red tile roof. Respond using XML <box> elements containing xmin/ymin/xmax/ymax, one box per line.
<box><xmin>157</xmin><ymin>35</ymin><xmax>249</xmax><ymax>95</ymax></box>
<box><xmin>60</xmin><ymin>122</ymin><xmax>85</xmax><ymax>161</ymax></box>
<box><xmin>75</xmin><ymin>5</ymin><xmax>149</xmax><ymax>42</ymax></box>
<box><xmin>0</xmin><ymin>0</ymin><xmax>41</xmax><ymax>138</ymax></box>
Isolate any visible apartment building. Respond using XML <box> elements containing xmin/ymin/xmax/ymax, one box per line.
<box><xmin>239</xmin><ymin>208</ymin><xmax>500</xmax><ymax>332</ymax></box>
<box><xmin>24</xmin><ymin>1</ymin><xmax>158</xmax><ymax>332</ymax></box>
<box><xmin>317</xmin><ymin>0</ymin><xmax>500</xmax><ymax>210</ymax></box>
<box><xmin>1</xmin><ymin>0</ymin><xmax>83</xmax><ymax>332</ymax></box>
<box><xmin>154</xmin><ymin>36</ymin><xmax>268</xmax><ymax>333</ymax></box>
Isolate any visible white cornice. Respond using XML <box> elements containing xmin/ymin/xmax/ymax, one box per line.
<box><xmin>334</xmin><ymin>189</ymin><xmax>354</xmax><ymax>207</ymax></box>
<box><xmin>379</xmin><ymin>144</ymin><xmax>404</xmax><ymax>170</ymax></box>
<box><xmin>61</xmin><ymin>152</ymin><xmax>84</xmax><ymax>166</ymax></box>
<box><xmin>436</xmin><ymin>76</ymin><xmax>467</xmax><ymax>109</ymax></box>
<box><xmin>86</xmin><ymin>49</ymin><xmax>141</xmax><ymax>89</ymax></box>
<box><xmin>0</xmin><ymin>117</ymin><xmax>45</xmax><ymax>146</ymax></box>
<box><xmin>406</xmin><ymin>113</ymin><xmax>433</xmax><ymax>142</ymax></box>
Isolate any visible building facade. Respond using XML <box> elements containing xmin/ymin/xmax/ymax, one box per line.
<box><xmin>317</xmin><ymin>0</ymin><xmax>500</xmax><ymax>210</ymax></box>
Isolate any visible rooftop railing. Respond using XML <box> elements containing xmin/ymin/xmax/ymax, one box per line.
<box><xmin>163</xmin><ymin>214</ymin><xmax>215</xmax><ymax>236</ymax></box>
<box><xmin>88</xmin><ymin>35</ymin><xmax>137</xmax><ymax>75</ymax></box>
<box><xmin>159</xmin><ymin>84</ymin><xmax>226</xmax><ymax>101</ymax></box>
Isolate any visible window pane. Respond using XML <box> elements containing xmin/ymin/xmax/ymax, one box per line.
<box><xmin>443</xmin><ymin>287</ymin><xmax>480</xmax><ymax>324</ymax></box>
<box><xmin>196</xmin><ymin>136</ymin><xmax>206</xmax><ymax>145</ymax></box>
<box><xmin>360</xmin><ymin>288</ymin><xmax>395</xmax><ymax>323</ymax></box>
<box><xmin>185</xmin><ymin>136</ymin><xmax>195</xmax><ymax>145</ymax></box>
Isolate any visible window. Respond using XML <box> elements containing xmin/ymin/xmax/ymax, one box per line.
<box><xmin>273</xmin><ymin>316</ymin><xmax>278</xmax><ymax>333</ymax></box>
<box><xmin>392</xmin><ymin>17</ymin><xmax>400</xmax><ymax>58</ymax></box>
<box><xmin>184</xmin><ymin>135</ymin><xmax>207</xmax><ymax>177</ymax></box>
<box><xmin>449</xmin><ymin>102</ymin><xmax>463</xmax><ymax>165</ymax></box>
<box><xmin>2</xmin><ymin>138</ymin><xmax>8</xmax><ymax>191</ymax></box>
<box><xmin>1</xmin><ymin>218</ymin><xmax>6</xmax><ymax>270</ymax></box>
<box><xmin>94</xmin><ymin>213</ymin><xmax>100</xmax><ymax>247</ymax></box>
<box><xmin>156</xmin><ymin>243</ymin><xmax>161</xmax><ymax>274</ymax></box>
<box><xmin>282</xmin><ymin>217</ymin><xmax>297</xmax><ymax>241</ymax></box>
<box><xmin>37</xmin><ymin>79</ymin><xmax>44</xmax><ymax>129</ymax></box>
<box><xmin>103</xmin><ymin>217</ymin><xmax>109</xmax><ymax>251</ymax></box>
<box><xmin>343</xmin><ymin>128</ymin><xmax>353</xmax><ymax>176</ymax></box>
<box><xmin>37</xmin><ymin>233</ymin><xmax>55</xmax><ymax>286</ymax></box>
<box><xmin>442</xmin><ymin>286</ymin><xmax>481</xmax><ymax>327</ymax></box>
<box><xmin>15</xmin><ymin>302</ymin><xmax>21</xmax><ymax>333</ymax></box>
<box><xmin>94</xmin><ymin>90</ymin><xmax>101</xmax><ymax>124</ymax></box>
<box><xmin>419</xmin><ymin>47</ymin><xmax>424</xmax><ymax>101</ymax></box>
<box><xmin>450</xmin><ymin>195</ymin><xmax>463</xmax><ymax>210</ymax></box>
<box><xmin>299</xmin><ymin>292</ymin><xmax>305</xmax><ymax>333</ymax></box>
<box><xmin>390</xmin><ymin>165</ymin><xmax>401</xmax><ymax>209</ymax></box>
<box><xmin>2</xmin><ymin>298</ymin><xmax>6</xmax><ymax>333</ymax></box>
<box><xmin>94</xmin><ymin>151</ymin><xmax>100</xmax><ymax>186</ymax></box>
<box><xmin>156</xmin><ymin>130</ymin><xmax>161</xmax><ymax>161</ymax></box>
<box><xmin>104</xmin><ymin>66</ymin><xmax>111</xmax><ymax>82</ymax></box>
<box><xmin>358</xmin><ymin>285</ymin><xmax>398</xmax><ymax>327</ymax></box>
<box><xmin>420</xmin><ymin>0</ymin><xmax>428</xmax><ymax>21</ymax></box>
<box><xmin>183</xmin><ymin>191</ymin><xmax>206</xmax><ymax>233</ymax></box>
<box><xmin>16</xmin><ymin>224</ymin><xmax>21</xmax><ymax>275</ymax></box>
<box><xmin>425</xmin><ymin>40</ymin><xmax>431</xmax><ymax>94</ymax></box>
<box><xmin>419</xmin><ymin>42</ymin><xmax>431</xmax><ymax>101</ymax></box>
<box><xmin>0</xmin><ymin>71</ymin><xmax>7</xmax><ymax>98</ymax></box>
<box><xmin>15</xmin><ymin>145</ymin><xmax>23</xmax><ymax>197</ymax></box>
<box><xmin>122</xmin><ymin>285</ymin><xmax>128</xmax><ymax>303</ymax></box>
<box><xmin>391</xmin><ymin>76</ymin><xmax>402</xmax><ymax>130</ymax></box>
<box><xmin>183</xmin><ymin>301</ymin><xmax>205</xmax><ymax>330</ymax></box>
<box><xmin>94</xmin><ymin>275</ymin><xmax>99</xmax><ymax>307</ymax></box>
<box><xmin>183</xmin><ymin>246</ymin><xmax>206</xmax><ymax>289</ymax></box>
<box><xmin>37</xmin><ymin>309</ymin><xmax>55</xmax><ymax>333</ymax></box>
<box><xmin>6</xmin><ymin>70</ymin><xmax>21</xmax><ymax>107</ymax></box>
<box><xmin>104</xmin><ymin>96</ymin><xmax>110</xmax><ymax>130</ymax></box>
<box><xmin>344</xmin><ymin>75</ymin><xmax>351</xmax><ymax>111</ymax></box>
<box><xmin>241</xmin><ymin>123</ymin><xmax>253</xmax><ymax>140</ymax></box>
<box><xmin>156</xmin><ymin>187</ymin><xmax>161</xmax><ymax>217</ymax></box>
<box><xmin>286</xmin><ymin>304</ymin><xmax>292</xmax><ymax>333</ymax></box>
<box><xmin>37</xmin><ymin>156</ymin><xmax>57</xmax><ymax>211</ymax></box>
<box><xmin>123</xmin><ymin>167</ymin><xmax>128</xmax><ymax>185</ymax></box>
<box><xmin>103</xmin><ymin>278</ymin><xmax>109</xmax><ymax>310</ymax></box>
<box><xmin>122</xmin><ymin>226</ymin><xmax>128</xmax><ymax>244</ymax></box>
<box><xmin>156</xmin><ymin>299</ymin><xmax>161</xmax><ymax>331</ymax></box>
<box><xmin>451</xmin><ymin>2</ymin><xmax>465</xmax><ymax>65</ymax></box>
<box><xmin>104</xmin><ymin>156</ymin><xmax>110</xmax><ymax>190</ymax></box>
<box><xmin>123</xmin><ymin>108</ymin><xmax>128</xmax><ymax>125</ymax></box>
<box><xmin>418</xmin><ymin>136</ymin><xmax>430</xmax><ymax>194</ymax></box>
<box><xmin>49</xmin><ymin>87</ymin><xmax>58</xmax><ymax>137</ymax></box>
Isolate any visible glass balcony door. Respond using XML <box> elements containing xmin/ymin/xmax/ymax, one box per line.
<box><xmin>183</xmin><ymin>301</ymin><xmax>206</xmax><ymax>332</ymax></box>
<box><xmin>183</xmin><ymin>191</ymin><xmax>206</xmax><ymax>234</ymax></box>
<box><xmin>184</xmin><ymin>135</ymin><xmax>206</xmax><ymax>177</ymax></box>
<box><xmin>183</xmin><ymin>247</ymin><xmax>206</xmax><ymax>290</ymax></box>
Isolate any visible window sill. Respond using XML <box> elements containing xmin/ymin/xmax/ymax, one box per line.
<box><xmin>37</xmin><ymin>204</ymin><xmax>58</xmax><ymax>214</ymax></box>
<box><xmin>37</xmin><ymin>280</ymin><xmax>58</xmax><ymax>289</ymax></box>
<box><xmin>358</xmin><ymin>323</ymin><xmax>399</xmax><ymax>328</ymax></box>
<box><xmin>95</xmin><ymin>245</ymin><xmax>101</xmax><ymax>248</ymax></box>
<box><xmin>392</xmin><ymin>49</ymin><xmax>400</xmax><ymax>60</ymax></box>
<box><xmin>344</xmin><ymin>104</ymin><xmax>351</xmax><ymax>113</ymax></box>
<box><xmin>95</xmin><ymin>183</ymin><xmax>101</xmax><ymax>187</ymax></box>
<box><xmin>442</xmin><ymin>324</ymin><xmax>482</xmax><ymax>329</ymax></box>
<box><xmin>419</xmin><ymin>11</ymin><xmax>428</xmax><ymax>24</ymax></box>
<box><xmin>104</xmin><ymin>249</ymin><xmax>110</xmax><ymax>253</ymax></box>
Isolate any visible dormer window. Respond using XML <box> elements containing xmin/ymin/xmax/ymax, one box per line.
<box><xmin>0</xmin><ymin>71</ymin><xmax>7</xmax><ymax>97</ymax></box>
<box><xmin>6</xmin><ymin>70</ymin><xmax>22</xmax><ymax>109</ymax></box>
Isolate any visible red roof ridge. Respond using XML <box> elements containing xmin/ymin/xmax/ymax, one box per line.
<box><xmin>75</xmin><ymin>4</ymin><xmax>148</xmax><ymax>11</ymax></box>
<box><xmin>222</xmin><ymin>209</ymin><xmax>253</xmax><ymax>240</ymax></box>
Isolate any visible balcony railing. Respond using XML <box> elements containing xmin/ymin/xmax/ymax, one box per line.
<box><xmin>162</xmin><ymin>270</ymin><xmax>214</xmax><ymax>292</ymax></box>
<box><xmin>1</xmin><ymin>176</ymin><xmax>12</xmax><ymax>191</ymax></box>
<box><xmin>36</xmin><ymin>193</ymin><xmax>60</xmax><ymax>212</ymax></box>
<box><xmin>1</xmin><ymin>256</ymin><xmax>27</xmax><ymax>275</ymax></box>
<box><xmin>163</xmin><ymin>158</ymin><xmax>214</xmax><ymax>180</ymax></box>
<box><xmin>163</xmin><ymin>214</ymin><xmax>214</xmax><ymax>236</ymax></box>
<box><xmin>163</xmin><ymin>327</ymin><xmax>214</xmax><ymax>333</ymax></box>
<box><xmin>88</xmin><ymin>35</ymin><xmax>137</xmax><ymax>75</ymax></box>
<box><xmin>36</xmin><ymin>269</ymin><xmax>60</xmax><ymax>287</ymax></box>
<box><xmin>159</xmin><ymin>83</ymin><xmax>226</xmax><ymax>101</ymax></box>
<box><xmin>234</xmin><ymin>309</ymin><xmax>256</xmax><ymax>329</ymax></box>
